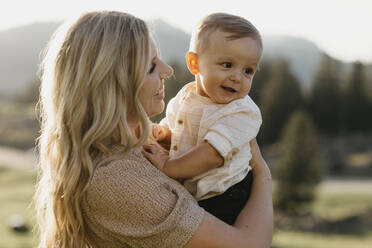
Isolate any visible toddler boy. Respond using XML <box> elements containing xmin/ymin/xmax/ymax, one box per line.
<box><xmin>144</xmin><ymin>12</ymin><xmax>263</xmax><ymax>224</ymax></box>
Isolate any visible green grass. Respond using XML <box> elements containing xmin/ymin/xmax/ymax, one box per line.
<box><xmin>0</xmin><ymin>166</ymin><xmax>37</xmax><ymax>248</ymax></box>
<box><xmin>1</xmin><ymin>165</ymin><xmax>372</xmax><ymax>248</ymax></box>
<box><xmin>272</xmin><ymin>187</ymin><xmax>372</xmax><ymax>248</ymax></box>
<box><xmin>313</xmin><ymin>190</ymin><xmax>372</xmax><ymax>220</ymax></box>
<box><xmin>273</xmin><ymin>230</ymin><xmax>372</xmax><ymax>248</ymax></box>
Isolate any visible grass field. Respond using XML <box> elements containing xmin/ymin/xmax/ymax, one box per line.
<box><xmin>273</xmin><ymin>230</ymin><xmax>372</xmax><ymax>248</ymax></box>
<box><xmin>1</xmin><ymin>165</ymin><xmax>372</xmax><ymax>248</ymax></box>
<box><xmin>0</xmin><ymin>166</ymin><xmax>36</xmax><ymax>248</ymax></box>
<box><xmin>272</xmin><ymin>181</ymin><xmax>372</xmax><ymax>248</ymax></box>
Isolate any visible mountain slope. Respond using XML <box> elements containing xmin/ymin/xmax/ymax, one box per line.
<box><xmin>1</xmin><ymin>20</ymin><xmax>369</xmax><ymax>98</ymax></box>
<box><xmin>0</xmin><ymin>22</ymin><xmax>60</xmax><ymax>97</ymax></box>
<box><xmin>262</xmin><ymin>35</ymin><xmax>323</xmax><ymax>88</ymax></box>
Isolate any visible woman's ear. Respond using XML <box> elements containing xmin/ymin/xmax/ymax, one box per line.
<box><xmin>186</xmin><ymin>52</ymin><xmax>199</xmax><ymax>75</ymax></box>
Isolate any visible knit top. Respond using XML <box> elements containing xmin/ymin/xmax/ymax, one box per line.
<box><xmin>81</xmin><ymin>147</ymin><xmax>205</xmax><ymax>248</ymax></box>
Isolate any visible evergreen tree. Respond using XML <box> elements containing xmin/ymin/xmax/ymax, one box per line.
<box><xmin>307</xmin><ymin>55</ymin><xmax>342</xmax><ymax>134</ymax></box>
<box><xmin>342</xmin><ymin>62</ymin><xmax>372</xmax><ymax>132</ymax></box>
<box><xmin>259</xmin><ymin>59</ymin><xmax>303</xmax><ymax>144</ymax></box>
<box><xmin>250</xmin><ymin>60</ymin><xmax>271</xmax><ymax>105</ymax></box>
<box><xmin>274</xmin><ymin>111</ymin><xmax>322</xmax><ymax>215</ymax></box>
<box><xmin>13</xmin><ymin>78</ymin><xmax>40</xmax><ymax>104</ymax></box>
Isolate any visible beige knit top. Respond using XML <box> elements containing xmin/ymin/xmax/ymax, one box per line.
<box><xmin>82</xmin><ymin>147</ymin><xmax>205</xmax><ymax>248</ymax></box>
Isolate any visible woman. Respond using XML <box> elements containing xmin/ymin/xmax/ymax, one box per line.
<box><xmin>35</xmin><ymin>11</ymin><xmax>273</xmax><ymax>248</ymax></box>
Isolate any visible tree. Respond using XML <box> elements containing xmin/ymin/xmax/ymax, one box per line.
<box><xmin>274</xmin><ymin>111</ymin><xmax>322</xmax><ymax>215</ymax></box>
<box><xmin>12</xmin><ymin>78</ymin><xmax>40</xmax><ymax>104</ymax></box>
<box><xmin>259</xmin><ymin>59</ymin><xmax>303</xmax><ymax>144</ymax></box>
<box><xmin>342</xmin><ymin>62</ymin><xmax>372</xmax><ymax>132</ymax></box>
<box><xmin>307</xmin><ymin>55</ymin><xmax>342</xmax><ymax>134</ymax></box>
<box><xmin>249</xmin><ymin>60</ymin><xmax>271</xmax><ymax>105</ymax></box>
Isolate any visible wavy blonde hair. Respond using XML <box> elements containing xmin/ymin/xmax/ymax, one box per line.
<box><xmin>34</xmin><ymin>11</ymin><xmax>151</xmax><ymax>247</ymax></box>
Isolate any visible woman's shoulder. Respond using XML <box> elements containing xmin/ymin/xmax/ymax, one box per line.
<box><xmin>83</xmin><ymin>147</ymin><xmax>205</xmax><ymax>247</ymax></box>
<box><xmin>89</xmin><ymin>148</ymin><xmax>156</xmax><ymax>191</ymax></box>
<box><xmin>85</xmin><ymin>147</ymin><xmax>191</xmax><ymax>204</ymax></box>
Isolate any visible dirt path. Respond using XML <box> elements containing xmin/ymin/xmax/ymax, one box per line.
<box><xmin>1</xmin><ymin>145</ymin><xmax>372</xmax><ymax>192</ymax></box>
<box><xmin>321</xmin><ymin>177</ymin><xmax>372</xmax><ymax>194</ymax></box>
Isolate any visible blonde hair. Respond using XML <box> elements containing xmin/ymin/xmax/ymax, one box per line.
<box><xmin>190</xmin><ymin>12</ymin><xmax>263</xmax><ymax>54</ymax></box>
<box><xmin>34</xmin><ymin>11</ymin><xmax>151</xmax><ymax>247</ymax></box>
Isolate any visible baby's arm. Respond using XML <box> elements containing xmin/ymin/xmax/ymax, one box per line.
<box><xmin>142</xmin><ymin>142</ymin><xmax>223</xmax><ymax>179</ymax></box>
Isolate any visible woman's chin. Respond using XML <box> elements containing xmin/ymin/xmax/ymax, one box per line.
<box><xmin>148</xmin><ymin>102</ymin><xmax>165</xmax><ymax>118</ymax></box>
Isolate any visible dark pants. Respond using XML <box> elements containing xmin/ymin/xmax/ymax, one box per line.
<box><xmin>198</xmin><ymin>171</ymin><xmax>253</xmax><ymax>225</ymax></box>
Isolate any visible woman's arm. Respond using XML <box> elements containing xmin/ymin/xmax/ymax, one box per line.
<box><xmin>185</xmin><ymin>139</ymin><xmax>273</xmax><ymax>248</ymax></box>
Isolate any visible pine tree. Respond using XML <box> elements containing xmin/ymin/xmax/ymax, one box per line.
<box><xmin>307</xmin><ymin>55</ymin><xmax>342</xmax><ymax>134</ymax></box>
<box><xmin>259</xmin><ymin>59</ymin><xmax>303</xmax><ymax>144</ymax></box>
<box><xmin>13</xmin><ymin>78</ymin><xmax>40</xmax><ymax>104</ymax></box>
<box><xmin>342</xmin><ymin>62</ymin><xmax>372</xmax><ymax>132</ymax></box>
<box><xmin>250</xmin><ymin>60</ymin><xmax>271</xmax><ymax>105</ymax></box>
<box><xmin>274</xmin><ymin>111</ymin><xmax>322</xmax><ymax>215</ymax></box>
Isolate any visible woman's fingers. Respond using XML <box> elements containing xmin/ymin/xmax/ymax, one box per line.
<box><xmin>249</xmin><ymin>138</ymin><xmax>264</xmax><ymax>169</ymax></box>
<box><xmin>142</xmin><ymin>144</ymin><xmax>154</xmax><ymax>153</ymax></box>
<box><xmin>141</xmin><ymin>144</ymin><xmax>167</xmax><ymax>170</ymax></box>
<box><xmin>152</xmin><ymin>125</ymin><xmax>160</xmax><ymax>138</ymax></box>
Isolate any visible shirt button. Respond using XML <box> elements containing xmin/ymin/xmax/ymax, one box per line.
<box><xmin>173</xmin><ymin>145</ymin><xmax>178</xmax><ymax>151</ymax></box>
<box><xmin>178</xmin><ymin>119</ymin><xmax>183</xmax><ymax>124</ymax></box>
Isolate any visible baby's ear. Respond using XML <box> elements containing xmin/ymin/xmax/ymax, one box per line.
<box><xmin>186</xmin><ymin>52</ymin><xmax>199</xmax><ymax>75</ymax></box>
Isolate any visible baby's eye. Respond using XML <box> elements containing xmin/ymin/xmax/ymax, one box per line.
<box><xmin>245</xmin><ymin>67</ymin><xmax>254</xmax><ymax>75</ymax></box>
<box><xmin>221</xmin><ymin>62</ymin><xmax>232</xmax><ymax>68</ymax></box>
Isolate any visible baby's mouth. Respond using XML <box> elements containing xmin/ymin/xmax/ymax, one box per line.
<box><xmin>221</xmin><ymin>86</ymin><xmax>237</xmax><ymax>93</ymax></box>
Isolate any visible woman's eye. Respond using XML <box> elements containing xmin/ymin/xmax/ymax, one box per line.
<box><xmin>148</xmin><ymin>63</ymin><xmax>156</xmax><ymax>74</ymax></box>
<box><xmin>221</xmin><ymin>62</ymin><xmax>232</xmax><ymax>68</ymax></box>
<box><xmin>245</xmin><ymin>68</ymin><xmax>254</xmax><ymax>75</ymax></box>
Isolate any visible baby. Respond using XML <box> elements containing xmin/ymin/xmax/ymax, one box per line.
<box><xmin>143</xmin><ymin>13</ymin><xmax>263</xmax><ymax>224</ymax></box>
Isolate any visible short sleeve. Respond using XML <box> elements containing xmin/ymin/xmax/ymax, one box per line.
<box><xmin>204</xmin><ymin>111</ymin><xmax>261</xmax><ymax>162</ymax></box>
<box><xmin>84</xmin><ymin>156</ymin><xmax>204</xmax><ymax>248</ymax></box>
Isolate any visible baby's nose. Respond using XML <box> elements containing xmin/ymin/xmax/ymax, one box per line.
<box><xmin>229</xmin><ymin>71</ymin><xmax>242</xmax><ymax>83</ymax></box>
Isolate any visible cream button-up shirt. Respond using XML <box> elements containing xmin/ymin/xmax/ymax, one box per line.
<box><xmin>160</xmin><ymin>83</ymin><xmax>262</xmax><ymax>200</ymax></box>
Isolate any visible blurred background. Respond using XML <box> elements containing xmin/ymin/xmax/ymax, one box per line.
<box><xmin>0</xmin><ymin>1</ymin><xmax>371</xmax><ymax>247</ymax></box>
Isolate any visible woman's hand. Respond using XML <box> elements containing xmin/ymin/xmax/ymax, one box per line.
<box><xmin>142</xmin><ymin>144</ymin><xmax>169</xmax><ymax>171</ymax></box>
<box><xmin>249</xmin><ymin>138</ymin><xmax>270</xmax><ymax>177</ymax></box>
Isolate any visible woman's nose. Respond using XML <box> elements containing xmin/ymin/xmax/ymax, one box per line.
<box><xmin>160</xmin><ymin>63</ymin><xmax>174</xmax><ymax>80</ymax></box>
<box><xmin>165</xmin><ymin>64</ymin><xmax>174</xmax><ymax>78</ymax></box>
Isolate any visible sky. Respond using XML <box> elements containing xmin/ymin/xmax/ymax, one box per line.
<box><xmin>2</xmin><ymin>0</ymin><xmax>372</xmax><ymax>63</ymax></box>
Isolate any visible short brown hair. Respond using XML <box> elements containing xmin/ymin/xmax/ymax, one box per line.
<box><xmin>190</xmin><ymin>13</ymin><xmax>262</xmax><ymax>54</ymax></box>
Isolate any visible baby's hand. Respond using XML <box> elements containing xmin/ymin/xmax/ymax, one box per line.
<box><xmin>142</xmin><ymin>144</ymin><xmax>169</xmax><ymax>171</ymax></box>
<box><xmin>152</xmin><ymin>124</ymin><xmax>168</xmax><ymax>142</ymax></box>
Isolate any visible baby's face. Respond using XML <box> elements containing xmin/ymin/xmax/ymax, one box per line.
<box><xmin>195</xmin><ymin>30</ymin><xmax>261</xmax><ymax>104</ymax></box>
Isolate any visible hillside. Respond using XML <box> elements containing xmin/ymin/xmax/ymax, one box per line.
<box><xmin>0</xmin><ymin>22</ymin><xmax>60</xmax><ymax>98</ymax></box>
<box><xmin>0</xmin><ymin>20</ymin><xmax>370</xmax><ymax>98</ymax></box>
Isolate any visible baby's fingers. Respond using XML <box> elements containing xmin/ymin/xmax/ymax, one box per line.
<box><xmin>152</xmin><ymin>125</ymin><xmax>160</xmax><ymax>138</ymax></box>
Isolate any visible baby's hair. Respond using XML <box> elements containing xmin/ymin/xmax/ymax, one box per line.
<box><xmin>190</xmin><ymin>12</ymin><xmax>262</xmax><ymax>54</ymax></box>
